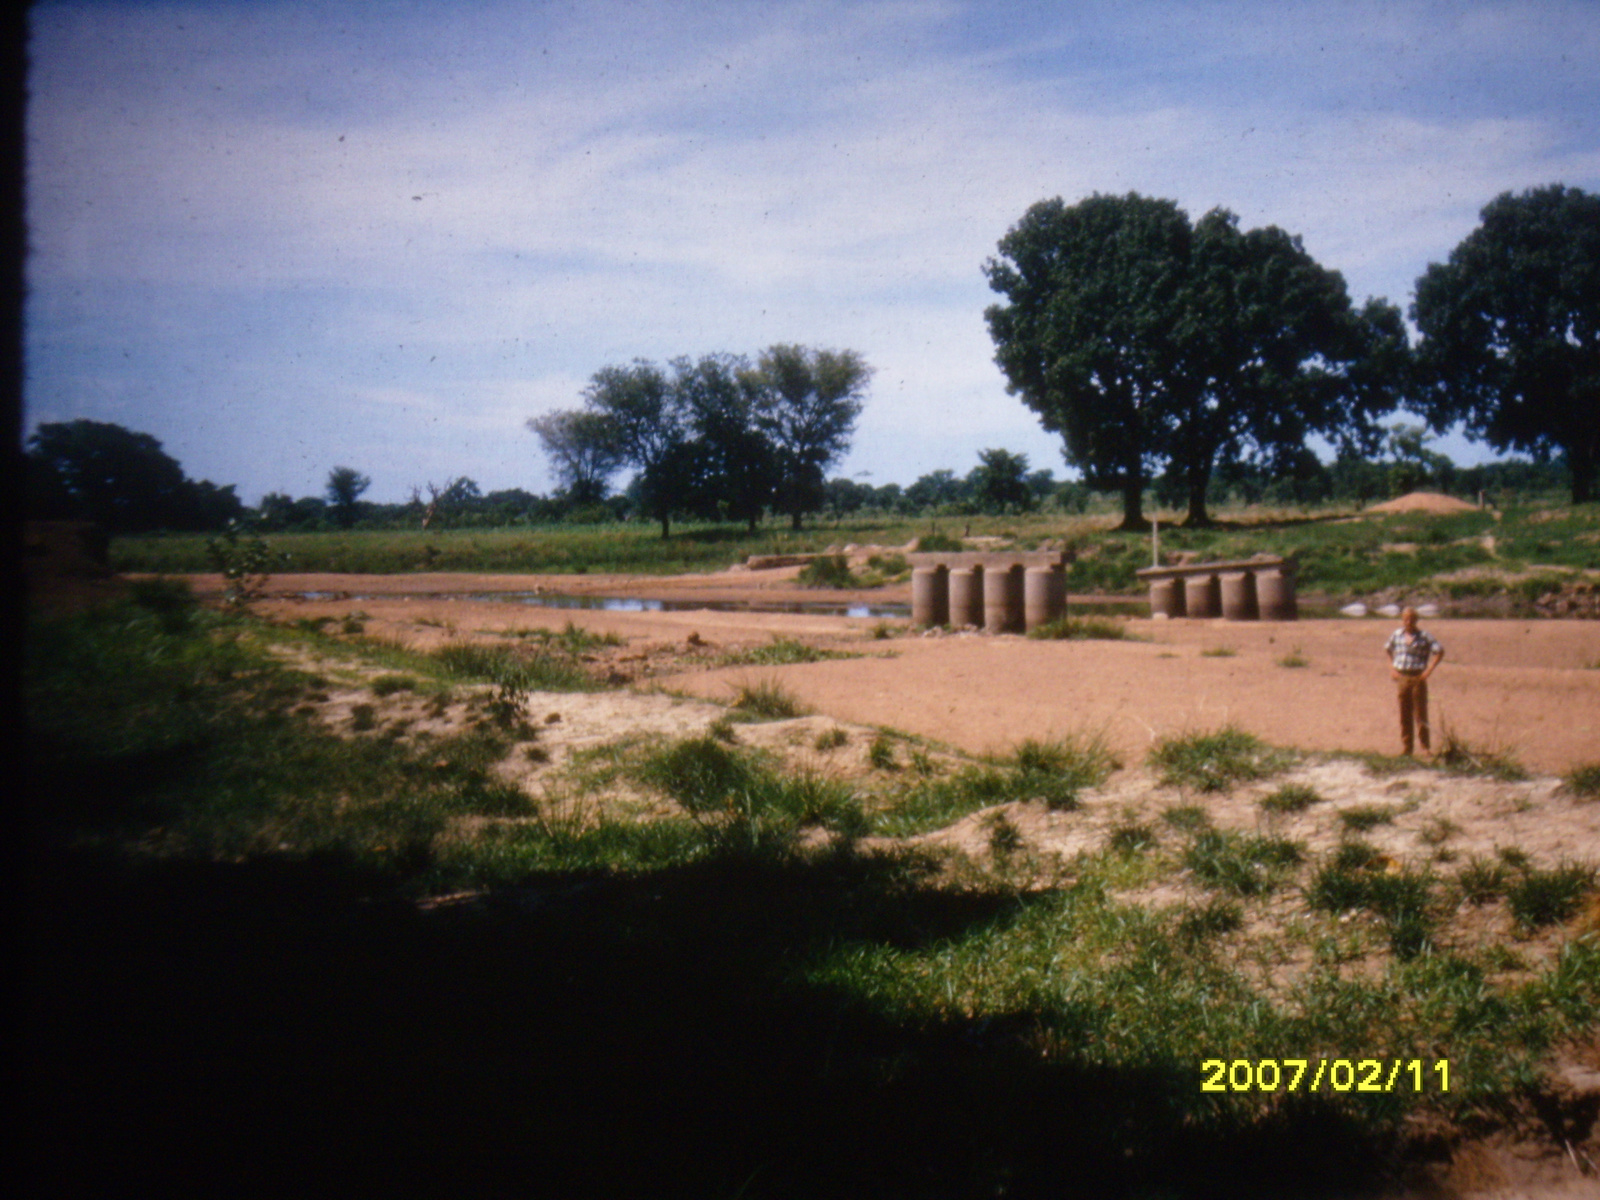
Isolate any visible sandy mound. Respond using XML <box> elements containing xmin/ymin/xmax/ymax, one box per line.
<box><xmin>1367</xmin><ymin>492</ymin><xmax>1480</xmax><ymax>515</ymax></box>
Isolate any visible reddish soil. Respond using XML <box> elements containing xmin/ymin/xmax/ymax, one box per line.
<box><xmin>235</xmin><ymin>569</ymin><xmax>1600</xmax><ymax>775</ymax></box>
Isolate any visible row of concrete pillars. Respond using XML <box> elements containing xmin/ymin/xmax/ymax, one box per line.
<box><xmin>911</xmin><ymin>564</ymin><xmax>1066</xmax><ymax>632</ymax></box>
<box><xmin>1147</xmin><ymin>568</ymin><xmax>1297</xmax><ymax>621</ymax></box>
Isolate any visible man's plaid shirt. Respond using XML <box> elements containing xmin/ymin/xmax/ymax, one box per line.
<box><xmin>1386</xmin><ymin>627</ymin><xmax>1443</xmax><ymax>674</ymax></box>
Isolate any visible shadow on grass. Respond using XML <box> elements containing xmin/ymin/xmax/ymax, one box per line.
<box><xmin>23</xmin><ymin>845</ymin><xmax>1397</xmax><ymax>1200</ymax></box>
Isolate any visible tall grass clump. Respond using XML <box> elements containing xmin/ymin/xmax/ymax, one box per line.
<box><xmin>1505</xmin><ymin>863</ymin><xmax>1596</xmax><ymax>930</ymax></box>
<box><xmin>796</xmin><ymin>554</ymin><xmax>860</xmax><ymax>588</ymax></box>
<box><xmin>431</xmin><ymin>640</ymin><xmax>595</xmax><ymax>692</ymax></box>
<box><xmin>717</xmin><ymin>637</ymin><xmax>854</xmax><ymax>667</ymax></box>
<box><xmin>1308</xmin><ymin>851</ymin><xmax>1439</xmax><ymax>960</ymax></box>
<box><xmin>1149</xmin><ymin>727</ymin><xmax>1288</xmax><ymax>793</ymax></box>
<box><xmin>874</xmin><ymin>733</ymin><xmax>1117</xmax><ymax>835</ymax></box>
<box><xmin>1434</xmin><ymin>725</ymin><xmax>1528</xmax><ymax>781</ymax></box>
<box><xmin>728</xmin><ymin>677</ymin><xmax>809</xmax><ymax>720</ymax></box>
<box><xmin>1259</xmin><ymin>783</ymin><xmax>1322</xmax><ymax>814</ymax></box>
<box><xmin>1566</xmin><ymin>762</ymin><xmax>1600</xmax><ymax>800</ymax></box>
<box><xmin>634</xmin><ymin>735</ymin><xmax>865</xmax><ymax>850</ymax></box>
<box><xmin>1027</xmin><ymin>616</ymin><xmax>1131</xmax><ymax>641</ymax></box>
<box><xmin>1183</xmin><ymin>830</ymin><xmax>1302</xmax><ymax>896</ymax></box>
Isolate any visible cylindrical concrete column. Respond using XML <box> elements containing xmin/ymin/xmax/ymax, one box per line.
<box><xmin>911</xmin><ymin>565</ymin><xmax>950</xmax><ymax>628</ymax></box>
<box><xmin>1184</xmin><ymin>573</ymin><xmax>1221</xmax><ymax>619</ymax></box>
<box><xmin>948</xmin><ymin>565</ymin><xmax>984</xmax><ymax>629</ymax></box>
<box><xmin>985</xmin><ymin>564</ymin><xmax>1025</xmax><ymax>634</ymax></box>
<box><xmin>1149</xmin><ymin>576</ymin><xmax>1185</xmax><ymax>619</ymax></box>
<box><xmin>1024</xmin><ymin>565</ymin><xmax>1066</xmax><ymax>631</ymax></box>
<box><xmin>1220</xmin><ymin>571</ymin><xmax>1259</xmax><ymax>621</ymax></box>
<box><xmin>1255</xmin><ymin>569</ymin><xmax>1297</xmax><ymax>621</ymax></box>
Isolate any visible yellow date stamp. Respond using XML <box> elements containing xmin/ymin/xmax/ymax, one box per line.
<box><xmin>1201</xmin><ymin>1058</ymin><xmax>1450</xmax><ymax>1093</ymax></box>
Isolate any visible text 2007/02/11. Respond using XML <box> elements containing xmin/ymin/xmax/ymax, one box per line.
<box><xmin>1201</xmin><ymin>1058</ymin><xmax>1450</xmax><ymax>1093</ymax></box>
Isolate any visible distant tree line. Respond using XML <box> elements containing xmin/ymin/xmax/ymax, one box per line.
<box><xmin>22</xmin><ymin>419</ymin><xmax>1572</xmax><ymax>539</ymax></box>
<box><xmin>24</xmin><ymin>184</ymin><xmax>1596</xmax><ymax>535</ymax></box>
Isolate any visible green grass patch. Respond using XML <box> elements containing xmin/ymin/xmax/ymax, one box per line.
<box><xmin>1149</xmin><ymin>727</ymin><xmax>1289</xmax><ymax>793</ymax></box>
<box><xmin>873</xmin><ymin>733</ymin><xmax>1117</xmax><ymax>836</ymax></box>
<box><xmin>1434</xmin><ymin>727</ymin><xmax>1528</xmax><ymax>781</ymax></box>
<box><xmin>1307</xmin><ymin>855</ymin><xmax>1438</xmax><ymax>959</ymax></box>
<box><xmin>717</xmin><ymin>636</ymin><xmax>856</xmax><ymax>667</ymax></box>
<box><xmin>1338</xmin><ymin>804</ymin><xmax>1398</xmax><ymax>832</ymax></box>
<box><xmin>1566</xmin><ymin>762</ymin><xmax>1600</xmax><ymax>800</ymax></box>
<box><xmin>1259</xmin><ymin>783</ymin><xmax>1323</xmax><ymax>814</ymax></box>
<box><xmin>814</xmin><ymin>726</ymin><xmax>848</xmax><ymax>751</ymax></box>
<box><xmin>728</xmin><ymin>677</ymin><xmax>809</xmax><ymax>720</ymax></box>
<box><xmin>1107</xmin><ymin>821</ymin><xmax>1158</xmax><ymax>855</ymax></box>
<box><xmin>1183</xmin><ymin>830</ymin><xmax>1303</xmax><ymax>896</ymax></box>
<box><xmin>431</xmin><ymin>639</ymin><xmax>598</xmax><ymax>693</ymax></box>
<box><xmin>632</xmin><ymin>735</ymin><xmax>865</xmax><ymax>849</ymax></box>
<box><xmin>796</xmin><ymin>554</ymin><xmax>860</xmax><ymax>588</ymax></box>
<box><xmin>1200</xmin><ymin>645</ymin><xmax>1238</xmax><ymax>658</ymax></box>
<box><xmin>369</xmin><ymin>673</ymin><xmax>420</xmax><ymax>696</ymax></box>
<box><xmin>1456</xmin><ymin>857</ymin><xmax>1508</xmax><ymax>905</ymax></box>
<box><xmin>1027</xmin><ymin>615</ymin><xmax>1133</xmax><ymax>641</ymax></box>
<box><xmin>867</xmin><ymin>732</ymin><xmax>898</xmax><ymax>770</ymax></box>
<box><xmin>1176</xmin><ymin>896</ymin><xmax>1244</xmax><ymax>942</ymax></box>
<box><xmin>1505</xmin><ymin>864</ymin><xmax>1596</xmax><ymax>930</ymax></box>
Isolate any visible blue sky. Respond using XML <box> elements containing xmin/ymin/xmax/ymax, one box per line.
<box><xmin>25</xmin><ymin>0</ymin><xmax>1600</xmax><ymax>504</ymax></box>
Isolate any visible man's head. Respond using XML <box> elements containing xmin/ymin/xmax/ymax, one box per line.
<box><xmin>1401</xmin><ymin>606</ymin><xmax>1418</xmax><ymax>631</ymax></box>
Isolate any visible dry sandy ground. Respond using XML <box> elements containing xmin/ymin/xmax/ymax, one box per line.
<box><xmin>176</xmin><ymin>567</ymin><xmax>1600</xmax><ymax>1197</ymax></box>
<box><xmin>236</xmin><ymin>568</ymin><xmax>1600</xmax><ymax>775</ymax></box>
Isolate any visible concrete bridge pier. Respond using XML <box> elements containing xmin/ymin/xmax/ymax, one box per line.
<box><xmin>911</xmin><ymin>565</ymin><xmax>950</xmax><ymax>628</ymax></box>
<box><xmin>948</xmin><ymin>565</ymin><xmax>985</xmax><ymax>629</ymax></box>
<box><xmin>1024</xmin><ymin>565</ymin><xmax>1066</xmax><ymax>631</ymax></box>
<box><xmin>985</xmin><ymin>564</ymin><xmax>1025</xmax><ymax>634</ymax></box>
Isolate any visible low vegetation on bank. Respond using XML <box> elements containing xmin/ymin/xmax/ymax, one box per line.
<box><xmin>111</xmin><ymin>498</ymin><xmax>1600</xmax><ymax>612</ymax></box>
<box><xmin>23</xmin><ymin>583</ymin><xmax>1599</xmax><ymax>1195</ymax></box>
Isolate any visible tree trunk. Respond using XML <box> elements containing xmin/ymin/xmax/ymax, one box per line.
<box><xmin>1185</xmin><ymin>463</ymin><xmax>1213</xmax><ymax>527</ymax></box>
<box><xmin>790</xmin><ymin>509</ymin><xmax>803</xmax><ymax>531</ymax></box>
<box><xmin>659</xmin><ymin>513</ymin><xmax>671</xmax><ymax>539</ymax></box>
<box><xmin>1117</xmin><ymin>478</ymin><xmax>1148</xmax><ymax>531</ymax></box>
<box><xmin>1570</xmin><ymin>443</ymin><xmax>1596</xmax><ymax>504</ymax></box>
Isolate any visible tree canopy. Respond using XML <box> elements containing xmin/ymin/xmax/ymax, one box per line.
<box><xmin>984</xmin><ymin>193</ymin><xmax>1404</xmax><ymax>527</ymax></box>
<box><xmin>325</xmin><ymin>466</ymin><xmax>372</xmax><ymax>527</ymax></box>
<box><xmin>532</xmin><ymin>345</ymin><xmax>870</xmax><ymax>536</ymax></box>
<box><xmin>26</xmin><ymin>419</ymin><xmax>245</xmax><ymax>533</ymax></box>
<box><xmin>752</xmin><ymin>344</ymin><xmax>872</xmax><ymax>530</ymax></box>
<box><xmin>1412</xmin><ymin>183</ymin><xmax>1600</xmax><ymax>504</ymax></box>
<box><xmin>526</xmin><ymin>409</ymin><xmax>623</xmax><ymax>505</ymax></box>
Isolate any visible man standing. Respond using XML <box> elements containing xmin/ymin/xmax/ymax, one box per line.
<box><xmin>1384</xmin><ymin>607</ymin><xmax>1445</xmax><ymax>756</ymax></box>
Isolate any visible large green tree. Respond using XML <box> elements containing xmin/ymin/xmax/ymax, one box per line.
<box><xmin>1169</xmin><ymin>212</ymin><xmax>1405</xmax><ymax>524</ymax></box>
<box><xmin>577</xmin><ymin>360</ymin><xmax>687</xmax><ymax>538</ymax></box>
<box><xmin>526</xmin><ymin>408</ymin><xmax>624</xmax><ymax>505</ymax></box>
<box><xmin>27</xmin><ymin>419</ymin><xmax>244</xmax><ymax>532</ymax></box>
<box><xmin>1412</xmin><ymin>184</ymin><xmax>1600</xmax><ymax>504</ymax></box>
<box><xmin>984</xmin><ymin>194</ymin><xmax>1192</xmax><ymax>529</ymax></box>
<box><xmin>541</xmin><ymin>345</ymin><xmax>870</xmax><ymax>536</ymax></box>
<box><xmin>984</xmin><ymin>193</ymin><xmax>1403</xmax><ymax>528</ymax></box>
<box><xmin>750</xmin><ymin>344</ymin><xmax>872</xmax><ymax>530</ymax></box>
<box><xmin>671</xmin><ymin>354</ymin><xmax>774</xmax><ymax>531</ymax></box>
<box><xmin>324</xmin><ymin>466</ymin><xmax>371</xmax><ymax>528</ymax></box>
<box><xmin>966</xmin><ymin>448</ymin><xmax>1035</xmax><ymax>514</ymax></box>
